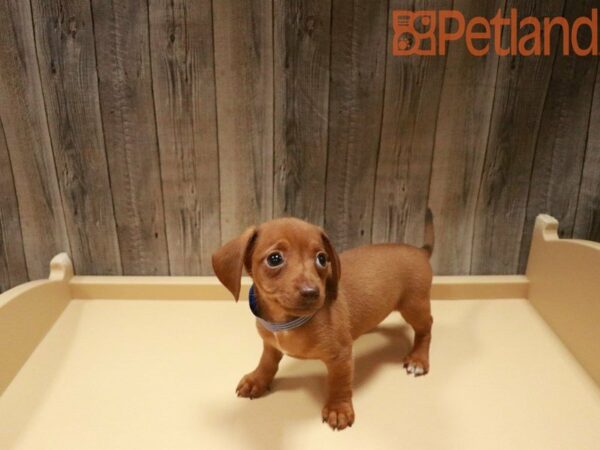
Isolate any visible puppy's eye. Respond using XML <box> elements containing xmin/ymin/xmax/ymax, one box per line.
<box><xmin>266</xmin><ymin>252</ymin><xmax>284</xmax><ymax>268</ymax></box>
<box><xmin>315</xmin><ymin>252</ymin><xmax>328</xmax><ymax>269</ymax></box>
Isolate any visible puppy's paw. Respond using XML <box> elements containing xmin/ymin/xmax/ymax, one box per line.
<box><xmin>322</xmin><ymin>401</ymin><xmax>355</xmax><ymax>430</ymax></box>
<box><xmin>236</xmin><ymin>372</ymin><xmax>270</xmax><ymax>399</ymax></box>
<box><xmin>403</xmin><ymin>355</ymin><xmax>429</xmax><ymax>377</ymax></box>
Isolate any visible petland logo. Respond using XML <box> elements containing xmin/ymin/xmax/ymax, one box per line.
<box><xmin>393</xmin><ymin>9</ymin><xmax>599</xmax><ymax>56</ymax></box>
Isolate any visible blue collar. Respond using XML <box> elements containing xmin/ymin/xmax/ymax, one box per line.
<box><xmin>248</xmin><ymin>284</ymin><xmax>314</xmax><ymax>332</ymax></box>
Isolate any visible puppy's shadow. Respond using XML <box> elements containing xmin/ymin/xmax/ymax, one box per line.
<box><xmin>272</xmin><ymin>324</ymin><xmax>413</xmax><ymax>404</ymax></box>
<box><xmin>205</xmin><ymin>324</ymin><xmax>413</xmax><ymax>450</ymax></box>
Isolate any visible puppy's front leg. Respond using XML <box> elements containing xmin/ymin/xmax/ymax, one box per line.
<box><xmin>236</xmin><ymin>342</ymin><xmax>283</xmax><ymax>399</ymax></box>
<box><xmin>322</xmin><ymin>349</ymin><xmax>355</xmax><ymax>430</ymax></box>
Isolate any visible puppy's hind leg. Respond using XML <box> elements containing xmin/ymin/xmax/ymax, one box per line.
<box><xmin>236</xmin><ymin>342</ymin><xmax>283</xmax><ymax>398</ymax></box>
<box><xmin>398</xmin><ymin>296</ymin><xmax>432</xmax><ymax>377</ymax></box>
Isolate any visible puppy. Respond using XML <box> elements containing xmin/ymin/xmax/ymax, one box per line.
<box><xmin>212</xmin><ymin>211</ymin><xmax>434</xmax><ymax>430</ymax></box>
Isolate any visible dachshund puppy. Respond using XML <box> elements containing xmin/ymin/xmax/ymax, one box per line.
<box><xmin>212</xmin><ymin>211</ymin><xmax>434</xmax><ymax>430</ymax></box>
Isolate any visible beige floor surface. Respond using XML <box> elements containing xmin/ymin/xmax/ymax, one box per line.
<box><xmin>1</xmin><ymin>299</ymin><xmax>599</xmax><ymax>450</ymax></box>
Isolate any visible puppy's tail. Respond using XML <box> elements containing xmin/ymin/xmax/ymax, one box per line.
<box><xmin>421</xmin><ymin>208</ymin><xmax>434</xmax><ymax>258</ymax></box>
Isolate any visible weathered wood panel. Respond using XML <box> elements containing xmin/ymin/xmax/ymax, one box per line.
<box><xmin>213</xmin><ymin>0</ymin><xmax>273</xmax><ymax>241</ymax></box>
<box><xmin>30</xmin><ymin>0</ymin><xmax>122</xmax><ymax>275</ymax></box>
<box><xmin>0</xmin><ymin>118</ymin><xmax>28</xmax><ymax>293</ymax></box>
<box><xmin>325</xmin><ymin>0</ymin><xmax>388</xmax><ymax>250</ymax></box>
<box><xmin>427</xmin><ymin>0</ymin><xmax>505</xmax><ymax>275</ymax></box>
<box><xmin>574</xmin><ymin>65</ymin><xmax>600</xmax><ymax>243</ymax></box>
<box><xmin>0</xmin><ymin>0</ymin><xmax>70</xmax><ymax>280</ymax></box>
<box><xmin>273</xmin><ymin>0</ymin><xmax>331</xmax><ymax>226</ymax></box>
<box><xmin>149</xmin><ymin>0</ymin><xmax>220</xmax><ymax>275</ymax></box>
<box><xmin>470</xmin><ymin>0</ymin><xmax>565</xmax><ymax>275</ymax></box>
<box><xmin>372</xmin><ymin>0</ymin><xmax>450</xmax><ymax>247</ymax></box>
<box><xmin>213</xmin><ymin>0</ymin><xmax>274</xmax><ymax>241</ymax></box>
<box><xmin>519</xmin><ymin>0</ymin><xmax>599</xmax><ymax>272</ymax></box>
<box><xmin>91</xmin><ymin>0</ymin><xmax>169</xmax><ymax>275</ymax></box>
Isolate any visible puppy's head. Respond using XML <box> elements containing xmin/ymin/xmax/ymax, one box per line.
<box><xmin>212</xmin><ymin>218</ymin><xmax>340</xmax><ymax>316</ymax></box>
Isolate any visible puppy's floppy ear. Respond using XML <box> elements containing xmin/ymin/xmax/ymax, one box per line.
<box><xmin>212</xmin><ymin>227</ymin><xmax>258</xmax><ymax>301</ymax></box>
<box><xmin>321</xmin><ymin>232</ymin><xmax>341</xmax><ymax>301</ymax></box>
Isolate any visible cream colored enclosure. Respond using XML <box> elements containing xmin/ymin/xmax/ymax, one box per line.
<box><xmin>1</xmin><ymin>215</ymin><xmax>599</xmax><ymax>450</ymax></box>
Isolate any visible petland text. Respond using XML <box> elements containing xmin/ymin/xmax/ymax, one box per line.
<box><xmin>393</xmin><ymin>9</ymin><xmax>599</xmax><ymax>56</ymax></box>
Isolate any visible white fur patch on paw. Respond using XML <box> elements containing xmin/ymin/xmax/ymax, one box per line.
<box><xmin>405</xmin><ymin>363</ymin><xmax>425</xmax><ymax>377</ymax></box>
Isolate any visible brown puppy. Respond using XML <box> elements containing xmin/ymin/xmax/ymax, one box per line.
<box><xmin>212</xmin><ymin>211</ymin><xmax>434</xmax><ymax>430</ymax></box>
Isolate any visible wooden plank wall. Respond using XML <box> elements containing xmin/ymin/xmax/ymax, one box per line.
<box><xmin>471</xmin><ymin>0</ymin><xmax>566</xmax><ymax>274</ymax></box>
<box><xmin>92</xmin><ymin>0</ymin><xmax>170</xmax><ymax>275</ymax></box>
<box><xmin>0</xmin><ymin>0</ymin><xmax>71</xmax><ymax>285</ymax></box>
<box><xmin>149</xmin><ymin>0</ymin><xmax>221</xmax><ymax>275</ymax></box>
<box><xmin>0</xmin><ymin>0</ymin><xmax>598</xmax><ymax>290</ymax></box>
<box><xmin>213</xmin><ymin>0</ymin><xmax>273</xmax><ymax>242</ymax></box>
<box><xmin>31</xmin><ymin>0</ymin><xmax>122</xmax><ymax>276</ymax></box>
<box><xmin>519</xmin><ymin>0</ymin><xmax>599</xmax><ymax>271</ymax></box>
<box><xmin>428</xmin><ymin>0</ymin><xmax>506</xmax><ymax>274</ymax></box>
<box><xmin>274</xmin><ymin>0</ymin><xmax>331</xmax><ymax>226</ymax></box>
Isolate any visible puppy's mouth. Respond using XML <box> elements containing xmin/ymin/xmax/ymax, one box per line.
<box><xmin>274</xmin><ymin>296</ymin><xmax>323</xmax><ymax>317</ymax></box>
<box><xmin>283</xmin><ymin>304</ymin><xmax>320</xmax><ymax>316</ymax></box>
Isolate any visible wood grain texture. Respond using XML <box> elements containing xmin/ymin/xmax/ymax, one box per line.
<box><xmin>0</xmin><ymin>118</ymin><xmax>28</xmax><ymax>292</ymax></box>
<box><xmin>0</xmin><ymin>2</ymin><xmax>598</xmax><ymax>278</ymax></box>
<box><xmin>470</xmin><ymin>0</ymin><xmax>565</xmax><ymax>275</ymax></box>
<box><xmin>91</xmin><ymin>0</ymin><xmax>169</xmax><ymax>275</ymax></box>
<box><xmin>0</xmin><ymin>0</ymin><xmax>70</xmax><ymax>280</ymax></box>
<box><xmin>30</xmin><ymin>0</ymin><xmax>121</xmax><ymax>276</ymax></box>
<box><xmin>273</xmin><ymin>0</ymin><xmax>331</xmax><ymax>225</ymax></box>
<box><xmin>428</xmin><ymin>0</ymin><xmax>505</xmax><ymax>275</ymax></box>
<box><xmin>574</xmin><ymin>65</ymin><xmax>600</xmax><ymax>243</ymax></box>
<box><xmin>213</xmin><ymin>0</ymin><xmax>274</xmax><ymax>241</ymax></box>
<box><xmin>372</xmin><ymin>0</ymin><xmax>450</xmax><ymax>247</ymax></box>
<box><xmin>149</xmin><ymin>0</ymin><xmax>220</xmax><ymax>275</ymax></box>
<box><xmin>325</xmin><ymin>0</ymin><xmax>388</xmax><ymax>250</ymax></box>
<box><xmin>519</xmin><ymin>0</ymin><xmax>599</xmax><ymax>272</ymax></box>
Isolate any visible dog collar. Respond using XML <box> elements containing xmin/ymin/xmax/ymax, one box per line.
<box><xmin>248</xmin><ymin>284</ymin><xmax>314</xmax><ymax>332</ymax></box>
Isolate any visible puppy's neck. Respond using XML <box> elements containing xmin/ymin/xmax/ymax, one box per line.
<box><xmin>252</xmin><ymin>285</ymin><xmax>297</xmax><ymax>323</ymax></box>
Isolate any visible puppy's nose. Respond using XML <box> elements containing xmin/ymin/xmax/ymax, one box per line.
<box><xmin>299</xmin><ymin>285</ymin><xmax>320</xmax><ymax>301</ymax></box>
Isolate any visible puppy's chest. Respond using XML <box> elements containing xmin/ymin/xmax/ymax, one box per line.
<box><xmin>267</xmin><ymin>331</ymin><xmax>315</xmax><ymax>359</ymax></box>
